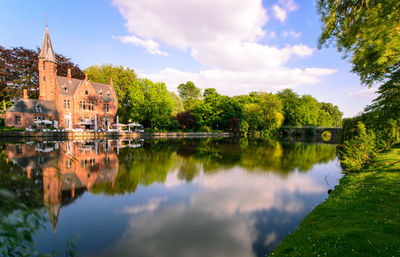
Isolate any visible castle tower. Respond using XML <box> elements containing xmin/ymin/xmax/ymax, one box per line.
<box><xmin>38</xmin><ymin>25</ymin><xmax>57</xmax><ymax>101</ymax></box>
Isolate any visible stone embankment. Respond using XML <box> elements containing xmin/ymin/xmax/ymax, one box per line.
<box><xmin>0</xmin><ymin>130</ymin><xmax>235</xmax><ymax>141</ymax></box>
<box><xmin>142</xmin><ymin>132</ymin><xmax>234</xmax><ymax>139</ymax></box>
<box><xmin>0</xmin><ymin>130</ymin><xmax>140</xmax><ymax>140</ymax></box>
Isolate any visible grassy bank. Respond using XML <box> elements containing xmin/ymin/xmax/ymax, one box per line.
<box><xmin>271</xmin><ymin>145</ymin><xmax>400</xmax><ymax>256</ymax></box>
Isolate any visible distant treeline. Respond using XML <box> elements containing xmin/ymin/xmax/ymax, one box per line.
<box><xmin>0</xmin><ymin>46</ymin><xmax>343</xmax><ymax>132</ymax></box>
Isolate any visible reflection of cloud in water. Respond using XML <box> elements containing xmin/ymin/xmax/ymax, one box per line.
<box><xmin>123</xmin><ymin>197</ymin><xmax>167</xmax><ymax>215</ymax></box>
<box><xmin>191</xmin><ymin>167</ymin><xmax>325</xmax><ymax>214</ymax></box>
<box><xmin>92</xmin><ymin>167</ymin><xmax>328</xmax><ymax>257</ymax></box>
<box><xmin>94</xmin><ymin>204</ymin><xmax>256</xmax><ymax>257</ymax></box>
<box><xmin>265</xmin><ymin>231</ymin><xmax>277</xmax><ymax>246</ymax></box>
<box><xmin>163</xmin><ymin>170</ymin><xmax>184</xmax><ymax>188</ymax></box>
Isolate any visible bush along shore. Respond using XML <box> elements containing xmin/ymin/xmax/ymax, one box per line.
<box><xmin>271</xmin><ymin>145</ymin><xmax>400</xmax><ymax>257</ymax></box>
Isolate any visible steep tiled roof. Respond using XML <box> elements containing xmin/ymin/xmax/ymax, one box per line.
<box><xmin>38</xmin><ymin>27</ymin><xmax>57</xmax><ymax>63</ymax></box>
<box><xmin>7</xmin><ymin>99</ymin><xmax>58</xmax><ymax>115</ymax></box>
<box><xmin>57</xmin><ymin>76</ymin><xmax>81</xmax><ymax>96</ymax></box>
<box><xmin>57</xmin><ymin>76</ymin><xmax>116</xmax><ymax>101</ymax></box>
<box><xmin>92</xmin><ymin>82</ymin><xmax>115</xmax><ymax>101</ymax></box>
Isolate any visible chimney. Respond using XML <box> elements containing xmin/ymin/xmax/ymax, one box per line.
<box><xmin>109</xmin><ymin>77</ymin><xmax>113</xmax><ymax>87</ymax></box>
<box><xmin>84</xmin><ymin>74</ymin><xmax>88</xmax><ymax>83</ymax></box>
<box><xmin>67</xmin><ymin>68</ymin><xmax>71</xmax><ymax>81</ymax></box>
<box><xmin>23</xmin><ymin>89</ymin><xmax>28</xmax><ymax>100</ymax></box>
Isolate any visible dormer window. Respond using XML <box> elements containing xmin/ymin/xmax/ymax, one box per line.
<box><xmin>106</xmin><ymin>90</ymin><xmax>110</xmax><ymax>97</ymax></box>
<box><xmin>98</xmin><ymin>89</ymin><xmax>103</xmax><ymax>96</ymax></box>
<box><xmin>63</xmin><ymin>86</ymin><xmax>67</xmax><ymax>92</ymax></box>
<box><xmin>35</xmin><ymin>104</ymin><xmax>42</xmax><ymax>113</ymax></box>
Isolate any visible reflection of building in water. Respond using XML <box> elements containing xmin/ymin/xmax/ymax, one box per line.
<box><xmin>6</xmin><ymin>141</ymin><xmax>120</xmax><ymax>233</ymax></box>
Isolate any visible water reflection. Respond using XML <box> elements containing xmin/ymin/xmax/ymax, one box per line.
<box><xmin>1</xmin><ymin>138</ymin><xmax>342</xmax><ymax>256</ymax></box>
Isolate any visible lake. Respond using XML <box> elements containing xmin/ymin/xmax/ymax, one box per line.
<box><xmin>0</xmin><ymin>138</ymin><xmax>342</xmax><ymax>257</ymax></box>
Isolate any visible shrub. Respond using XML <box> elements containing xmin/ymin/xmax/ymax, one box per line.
<box><xmin>239</xmin><ymin>120</ymin><xmax>249</xmax><ymax>135</ymax></box>
<box><xmin>340</xmin><ymin>122</ymin><xmax>376</xmax><ymax>171</ymax></box>
<box><xmin>176</xmin><ymin>111</ymin><xmax>196</xmax><ymax>130</ymax></box>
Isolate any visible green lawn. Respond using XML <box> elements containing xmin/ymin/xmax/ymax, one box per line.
<box><xmin>271</xmin><ymin>146</ymin><xmax>400</xmax><ymax>257</ymax></box>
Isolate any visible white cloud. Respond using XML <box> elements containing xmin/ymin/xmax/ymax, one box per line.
<box><xmin>273</xmin><ymin>0</ymin><xmax>298</xmax><ymax>23</ymax></box>
<box><xmin>113</xmin><ymin>0</ymin><xmax>267</xmax><ymax>49</ymax></box>
<box><xmin>282</xmin><ymin>30</ymin><xmax>302</xmax><ymax>39</ymax></box>
<box><xmin>144</xmin><ymin>67</ymin><xmax>336</xmax><ymax>96</ymax></box>
<box><xmin>348</xmin><ymin>86</ymin><xmax>378</xmax><ymax>99</ymax></box>
<box><xmin>114</xmin><ymin>0</ymin><xmax>336</xmax><ymax>95</ymax></box>
<box><xmin>117</xmin><ymin>35</ymin><xmax>168</xmax><ymax>56</ymax></box>
<box><xmin>123</xmin><ymin>197</ymin><xmax>167</xmax><ymax>215</ymax></box>
<box><xmin>279</xmin><ymin>0</ymin><xmax>298</xmax><ymax>12</ymax></box>
<box><xmin>272</xmin><ymin>5</ymin><xmax>287</xmax><ymax>23</ymax></box>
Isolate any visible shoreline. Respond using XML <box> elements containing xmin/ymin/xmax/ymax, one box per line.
<box><xmin>271</xmin><ymin>145</ymin><xmax>400</xmax><ymax>256</ymax></box>
<box><xmin>0</xmin><ymin>130</ymin><xmax>235</xmax><ymax>141</ymax></box>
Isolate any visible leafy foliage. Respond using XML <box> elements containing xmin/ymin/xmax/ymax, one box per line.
<box><xmin>178</xmin><ymin>81</ymin><xmax>201</xmax><ymax>111</ymax></box>
<box><xmin>85</xmin><ymin>64</ymin><xmax>138</xmax><ymax>123</ymax></box>
<box><xmin>317</xmin><ymin>0</ymin><xmax>400</xmax><ymax>86</ymax></box>
<box><xmin>0</xmin><ymin>45</ymin><xmax>84</xmax><ymax>104</ymax></box>
<box><xmin>340</xmin><ymin>122</ymin><xmax>376</xmax><ymax>171</ymax></box>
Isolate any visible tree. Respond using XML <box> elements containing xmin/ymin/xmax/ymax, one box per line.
<box><xmin>130</xmin><ymin>79</ymin><xmax>174</xmax><ymax>129</ymax></box>
<box><xmin>277</xmin><ymin>89</ymin><xmax>304</xmax><ymax>126</ymax></box>
<box><xmin>0</xmin><ymin>46</ymin><xmax>84</xmax><ymax>103</ymax></box>
<box><xmin>176</xmin><ymin>111</ymin><xmax>196</xmax><ymax>130</ymax></box>
<box><xmin>177</xmin><ymin>81</ymin><xmax>201</xmax><ymax>111</ymax></box>
<box><xmin>169</xmin><ymin>91</ymin><xmax>184</xmax><ymax>115</ymax></box>
<box><xmin>85</xmin><ymin>64</ymin><xmax>138</xmax><ymax>123</ymax></box>
<box><xmin>317</xmin><ymin>0</ymin><xmax>400</xmax><ymax>86</ymax></box>
<box><xmin>320</xmin><ymin>102</ymin><xmax>343</xmax><ymax>126</ymax></box>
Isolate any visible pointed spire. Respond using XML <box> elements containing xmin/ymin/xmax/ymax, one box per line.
<box><xmin>39</xmin><ymin>25</ymin><xmax>57</xmax><ymax>63</ymax></box>
<box><xmin>44</xmin><ymin>202</ymin><xmax>61</xmax><ymax>234</ymax></box>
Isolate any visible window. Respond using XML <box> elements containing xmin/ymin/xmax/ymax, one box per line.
<box><xmin>43</xmin><ymin>64</ymin><xmax>45</xmax><ymax>71</ymax></box>
<box><xmin>80</xmin><ymin>100</ymin><xmax>86</xmax><ymax>110</ymax></box>
<box><xmin>34</xmin><ymin>116</ymin><xmax>43</xmax><ymax>122</ymax></box>
<box><xmin>64</xmin><ymin>99</ymin><xmax>70</xmax><ymax>109</ymax></box>
<box><xmin>85</xmin><ymin>90</ymin><xmax>88</xmax><ymax>95</ymax></box>
<box><xmin>35</xmin><ymin>104</ymin><xmax>42</xmax><ymax>113</ymax></box>
<box><xmin>90</xmin><ymin>158</ymin><xmax>95</xmax><ymax>168</ymax></box>
<box><xmin>88</xmin><ymin>101</ymin><xmax>94</xmax><ymax>111</ymax></box>
<box><xmin>15</xmin><ymin>115</ymin><xmax>21</xmax><ymax>125</ymax></box>
<box><xmin>66</xmin><ymin>159</ymin><xmax>72</xmax><ymax>169</ymax></box>
<box><xmin>104</xmin><ymin>103</ymin><xmax>109</xmax><ymax>113</ymax></box>
<box><xmin>43</xmin><ymin>76</ymin><xmax>45</xmax><ymax>81</ymax></box>
<box><xmin>16</xmin><ymin>145</ymin><xmax>22</xmax><ymax>154</ymax></box>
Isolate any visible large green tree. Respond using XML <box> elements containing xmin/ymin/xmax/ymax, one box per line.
<box><xmin>85</xmin><ymin>64</ymin><xmax>138</xmax><ymax>122</ymax></box>
<box><xmin>133</xmin><ymin>79</ymin><xmax>174</xmax><ymax>129</ymax></box>
<box><xmin>177</xmin><ymin>81</ymin><xmax>201</xmax><ymax>111</ymax></box>
<box><xmin>317</xmin><ymin>0</ymin><xmax>400</xmax><ymax>86</ymax></box>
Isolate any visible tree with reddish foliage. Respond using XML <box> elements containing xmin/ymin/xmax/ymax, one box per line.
<box><xmin>176</xmin><ymin>111</ymin><xmax>196</xmax><ymax>130</ymax></box>
<box><xmin>0</xmin><ymin>45</ymin><xmax>84</xmax><ymax>104</ymax></box>
<box><xmin>228</xmin><ymin>117</ymin><xmax>240</xmax><ymax>133</ymax></box>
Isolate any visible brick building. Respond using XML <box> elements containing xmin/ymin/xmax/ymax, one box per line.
<box><xmin>5</xmin><ymin>26</ymin><xmax>118</xmax><ymax>130</ymax></box>
<box><xmin>6</xmin><ymin>141</ymin><xmax>119</xmax><ymax>232</ymax></box>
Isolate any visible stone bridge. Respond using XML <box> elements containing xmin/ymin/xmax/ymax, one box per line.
<box><xmin>279</xmin><ymin>127</ymin><xmax>342</xmax><ymax>143</ymax></box>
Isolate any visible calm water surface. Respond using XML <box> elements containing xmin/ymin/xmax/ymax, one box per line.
<box><xmin>0</xmin><ymin>138</ymin><xmax>342</xmax><ymax>257</ymax></box>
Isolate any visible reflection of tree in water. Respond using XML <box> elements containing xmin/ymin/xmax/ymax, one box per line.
<box><xmin>93</xmin><ymin>138</ymin><xmax>337</xmax><ymax>195</ymax></box>
<box><xmin>0</xmin><ymin>151</ymin><xmax>79</xmax><ymax>256</ymax></box>
<box><xmin>92</xmin><ymin>140</ymin><xmax>180</xmax><ymax>195</ymax></box>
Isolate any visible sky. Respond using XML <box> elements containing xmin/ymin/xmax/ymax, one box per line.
<box><xmin>0</xmin><ymin>0</ymin><xmax>378</xmax><ymax>117</ymax></box>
